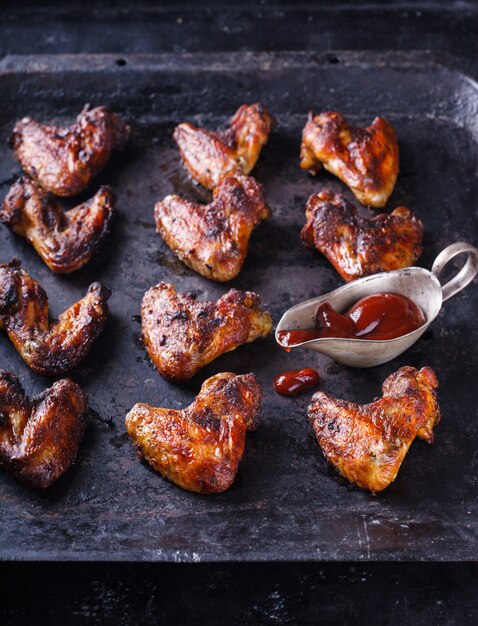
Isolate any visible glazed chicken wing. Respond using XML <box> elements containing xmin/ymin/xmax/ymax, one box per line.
<box><xmin>301</xmin><ymin>190</ymin><xmax>423</xmax><ymax>282</ymax></box>
<box><xmin>0</xmin><ymin>370</ymin><xmax>86</xmax><ymax>488</ymax></box>
<box><xmin>308</xmin><ymin>366</ymin><xmax>441</xmax><ymax>492</ymax></box>
<box><xmin>155</xmin><ymin>174</ymin><xmax>270</xmax><ymax>282</ymax></box>
<box><xmin>1</xmin><ymin>176</ymin><xmax>115</xmax><ymax>273</ymax></box>
<box><xmin>0</xmin><ymin>260</ymin><xmax>110</xmax><ymax>376</ymax></box>
<box><xmin>125</xmin><ymin>372</ymin><xmax>261</xmax><ymax>493</ymax></box>
<box><xmin>300</xmin><ymin>112</ymin><xmax>399</xmax><ymax>207</ymax></box>
<box><xmin>142</xmin><ymin>282</ymin><xmax>273</xmax><ymax>382</ymax></box>
<box><xmin>174</xmin><ymin>103</ymin><xmax>275</xmax><ymax>189</ymax></box>
<box><xmin>10</xmin><ymin>105</ymin><xmax>131</xmax><ymax>196</ymax></box>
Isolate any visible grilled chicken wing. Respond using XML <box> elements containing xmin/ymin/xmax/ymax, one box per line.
<box><xmin>0</xmin><ymin>176</ymin><xmax>115</xmax><ymax>273</ymax></box>
<box><xmin>174</xmin><ymin>103</ymin><xmax>275</xmax><ymax>189</ymax></box>
<box><xmin>308</xmin><ymin>366</ymin><xmax>441</xmax><ymax>492</ymax></box>
<box><xmin>125</xmin><ymin>372</ymin><xmax>261</xmax><ymax>493</ymax></box>
<box><xmin>155</xmin><ymin>174</ymin><xmax>270</xmax><ymax>282</ymax></box>
<box><xmin>10</xmin><ymin>105</ymin><xmax>131</xmax><ymax>196</ymax></box>
<box><xmin>301</xmin><ymin>190</ymin><xmax>423</xmax><ymax>282</ymax></box>
<box><xmin>0</xmin><ymin>370</ymin><xmax>86</xmax><ymax>488</ymax></box>
<box><xmin>300</xmin><ymin>112</ymin><xmax>399</xmax><ymax>207</ymax></box>
<box><xmin>0</xmin><ymin>260</ymin><xmax>110</xmax><ymax>376</ymax></box>
<box><xmin>142</xmin><ymin>282</ymin><xmax>273</xmax><ymax>382</ymax></box>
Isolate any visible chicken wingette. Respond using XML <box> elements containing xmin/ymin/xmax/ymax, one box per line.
<box><xmin>0</xmin><ymin>370</ymin><xmax>86</xmax><ymax>488</ymax></box>
<box><xmin>155</xmin><ymin>174</ymin><xmax>270</xmax><ymax>282</ymax></box>
<box><xmin>10</xmin><ymin>105</ymin><xmax>131</xmax><ymax>196</ymax></box>
<box><xmin>142</xmin><ymin>282</ymin><xmax>273</xmax><ymax>381</ymax></box>
<box><xmin>174</xmin><ymin>103</ymin><xmax>274</xmax><ymax>189</ymax></box>
<box><xmin>125</xmin><ymin>372</ymin><xmax>262</xmax><ymax>494</ymax></box>
<box><xmin>301</xmin><ymin>190</ymin><xmax>423</xmax><ymax>282</ymax></box>
<box><xmin>0</xmin><ymin>260</ymin><xmax>110</xmax><ymax>375</ymax></box>
<box><xmin>300</xmin><ymin>112</ymin><xmax>399</xmax><ymax>208</ymax></box>
<box><xmin>307</xmin><ymin>366</ymin><xmax>441</xmax><ymax>492</ymax></box>
<box><xmin>1</xmin><ymin>176</ymin><xmax>115</xmax><ymax>273</ymax></box>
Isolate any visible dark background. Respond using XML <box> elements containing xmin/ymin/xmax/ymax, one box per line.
<box><xmin>1</xmin><ymin>1</ymin><xmax>477</xmax><ymax>624</ymax></box>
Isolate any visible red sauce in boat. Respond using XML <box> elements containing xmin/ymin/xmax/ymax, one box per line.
<box><xmin>273</xmin><ymin>368</ymin><xmax>320</xmax><ymax>397</ymax></box>
<box><xmin>277</xmin><ymin>293</ymin><xmax>426</xmax><ymax>347</ymax></box>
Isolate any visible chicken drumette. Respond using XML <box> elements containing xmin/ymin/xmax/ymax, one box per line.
<box><xmin>0</xmin><ymin>260</ymin><xmax>110</xmax><ymax>375</ymax></box>
<box><xmin>155</xmin><ymin>174</ymin><xmax>270</xmax><ymax>282</ymax></box>
<box><xmin>1</xmin><ymin>176</ymin><xmax>115</xmax><ymax>273</ymax></box>
<box><xmin>142</xmin><ymin>282</ymin><xmax>273</xmax><ymax>382</ymax></box>
<box><xmin>308</xmin><ymin>366</ymin><xmax>441</xmax><ymax>492</ymax></box>
<box><xmin>174</xmin><ymin>103</ymin><xmax>275</xmax><ymax>189</ymax></box>
<box><xmin>125</xmin><ymin>372</ymin><xmax>261</xmax><ymax>494</ymax></box>
<box><xmin>10</xmin><ymin>105</ymin><xmax>131</xmax><ymax>196</ymax></box>
<box><xmin>300</xmin><ymin>112</ymin><xmax>399</xmax><ymax>208</ymax></box>
<box><xmin>301</xmin><ymin>190</ymin><xmax>423</xmax><ymax>282</ymax></box>
<box><xmin>0</xmin><ymin>370</ymin><xmax>86</xmax><ymax>488</ymax></box>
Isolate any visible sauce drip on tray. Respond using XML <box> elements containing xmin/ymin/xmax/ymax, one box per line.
<box><xmin>277</xmin><ymin>293</ymin><xmax>426</xmax><ymax>347</ymax></box>
<box><xmin>273</xmin><ymin>368</ymin><xmax>320</xmax><ymax>397</ymax></box>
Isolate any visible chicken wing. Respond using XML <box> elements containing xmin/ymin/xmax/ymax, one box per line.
<box><xmin>10</xmin><ymin>105</ymin><xmax>131</xmax><ymax>196</ymax></box>
<box><xmin>155</xmin><ymin>174</ymin><xmax>270</xmax><ymax>282</ymax></box>
<box><xmin>0</xmin><ymin>260</ymin><xmax>110</xmax><ymax>376</ymax></box>
<box><xmin>125</xmin><ymin>372</ymin><xmax>261</xmax><ymax>493</ymax></box>
<box><xmin>301</xmin><ymin>190</ymin><xmax>423</xmax><ymax>282</ymax></box>
<box><xmin>142</xmin><ymin>282</ymin><xmax>273</xmax><ymax>382</ymax></box>
<box><xmin>308</xmin><ymin>366</ymin><xmax>441</xmax><ymax>492</ymax></box>
<box><xmin>174</xmin><ymin>103</ymin><xmax>275</xmax><ymax>189</ymax></box>
<box><xmin>0</xmin><ymin>176</ymin><xmax>115</xmax><ymax>273</ymax></box>
<box><xmin>0</xmin><ymin>370</ymin><xmax>86</xmax><ymax>488</ymax></box>
<box><xmin>300</xmin><ymin>112</ymin><xmax>399</xmax><ymax>207</ymax></box>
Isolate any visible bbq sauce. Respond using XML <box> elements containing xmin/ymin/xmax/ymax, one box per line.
<box><xmin>277</xmin><ymin>293</ymin><xmax>426</xmax><ymax>347</ymax></box>
<box><xmin>273</xmin><ymin>368</ymin><xmax>320</xmax><ymax>397</ymax></box>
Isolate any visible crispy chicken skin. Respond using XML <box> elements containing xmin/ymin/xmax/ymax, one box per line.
<box><xmin>0</xmin><ymin>260</ymin><xmax>110</xmax><ymax>376</ymax></box>
<box><xmin>10</xmin><ymin>105</ymin><xmax>131</xmax><ymax>197</ymax></box>
<box><xmin>301</xmin><ymin>190</ymin><xmax>423</xmax><ymax>282</ymax></box>
<box><xmin>125</xmin><ymin>372</ymin><xmax>262</xmax><ymax>493</ymax></box>
<box><xmin>0</xmin><ymin>370</ymin><xmax>86</xmax><ymax>488</ymax></box>
<box><xmin>300</xmin><ymin>112</ymin><xmax>399</xmax><ymax>208</ymax></box>
<box><xmin>142</xmin><ymin>282</ymin><xmax>273</xmax><ymax>382</ymax></box>
<box><xmin>174</xmin><ymin>103</ymin><xmax>275</xmax><ymax>189</ymax></box>
<box><xmin>0</xmin><ymin>176</ymin><xmax>115</xmax><ymax>273</ymax></box>
<box><xmin>155</xmin><ymin>174</ymin><xmax>270</xmax><ymax>282</ymax></box>
<box><xmin>308</xmin><ymin>366</ymin><xmax>441</xmax><ymax>492</ymax></box>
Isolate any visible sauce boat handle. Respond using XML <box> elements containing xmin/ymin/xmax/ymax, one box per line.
<box><xmin>431</xmin><ymin>242</ymin><xmax>478</xmax><ymax>302</ymax></box>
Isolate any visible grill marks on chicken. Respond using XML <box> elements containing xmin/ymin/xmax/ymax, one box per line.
<box><xmin>142</xmin><ymin>283</ymin><xmax>273</xmax><ymax>382</ymax></box>
<box><xmin>308</xmin><ymin>366</ymin><xmax>441</xmax><ymax>492</ymax></box>
<box><xmin>155</xmin><ymin>174</ymin><xmax>270</xmax><ymax>281</ymax></box>
<box><xmin>174</xmin><ymin>103</ymin><xmax>275</xmax><ymax>190</ymax></box>
<box><xmin>0</xmin><ymin>260</ymin><xmax>110</xmax><ymax>376</ymax></box>
<box><xmin>301</xmin><ymin>190</ymin><xmax>423</xmax><ymax>282</ymax></box>
<box><xmin>300</xmin><ymin>112</ymin><xmax>399</xmax><ymax>208</ymax></box>
<box><xmin>1</xmin><ymin>176</ymin><xmax>115</xmax><ymax>273</ymax></box>
<box><xmin>11</xmin><ymin>105</ymin><xmax>131</xmax><ymax>197</ymax></box>
<box><xmin>125</xmin><ymin>372</ymin><xmax>262</xmax><ymax>493</ymax></box>
<box><xmin>0</xmin><ymin>370</ymin><xmax>87</xmax><ymax>488</ymax></box>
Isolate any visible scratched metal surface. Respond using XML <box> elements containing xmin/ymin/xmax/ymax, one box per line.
<box><xmin>0</xmin><ymin>52</ymin><xmax>477</xmax><ymax>561</ymax></box>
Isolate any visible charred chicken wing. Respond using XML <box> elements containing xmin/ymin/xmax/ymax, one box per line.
<box><xmin>155</xmin><ymin>174</ymin><xmax>270</xmax><ymax>282</ymax></box>
<box><xmin>0</xmin><ymin>260</ymin><xmax>110</xmax><ymax>376</ymax></box>
<box><xmin>125</xmin><ymin>372</ymin><xmax>261</xmax><ymax>493</ymax></box>
<box><xmin>300</xmin><ymin>112</ymin><xmax>399</xmax><ymax>207</ymax></box>
<box><xmin>301</xmin><ymin>190</ymin><xmax>423</xmax><ymax>282</ymax></box>
<box><xmin>308</xmin><ymin>366</ymin><xmax>441</xmax><ymax>492</ymax></box>
<box><xmin>11</xmin><ymin>105</ymin><xmax>131</xmax><ymax>196</ymax></box>
<box><xmin>142</xmin><ymin>282</ymin><xmax>273</xmax><ymax>382</ymax></box>
<box><xmin>174</xmin><ymin>103</ymin><xmax>275</xmax><ymax>189</ymax></box>
<box><xmin>1</xmin><ymin>176</ymin><xmax>115</xmax><ymax>273</ymax></box>
<box><xmin>0</xmin><ymin>370</ymin><xmax>86</xmax><ymax>488</ymax></box>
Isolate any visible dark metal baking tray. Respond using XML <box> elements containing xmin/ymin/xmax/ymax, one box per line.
<box><xmin>0</xmin><ymin>52</ymin><xmax>477</xmax><ymax>562</ymax></box>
